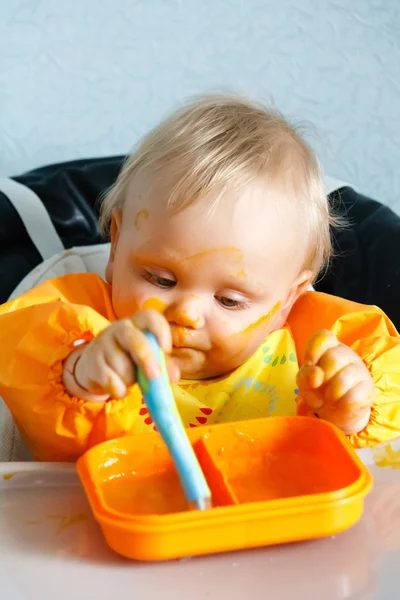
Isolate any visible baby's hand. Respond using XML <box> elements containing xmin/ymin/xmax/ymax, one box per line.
<box><xmin>296</xmin><ymin>330</ymin><xmax>375</xmax><ymax>435</ymax></box>
<box><xmin>63</xmin><ymin>311</ymin><xmax>180</xmax><ymax>402</ymax></box>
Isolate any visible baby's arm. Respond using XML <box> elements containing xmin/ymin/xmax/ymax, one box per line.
<box><xmin>0</xmin><ymin>274</ymin><xmax>155</xmax><ymax>461</ymax></box>
<box><xmin>288</xmin><ymin>291</ymin><xmax>400</xmax><ymax>447</ymax></box>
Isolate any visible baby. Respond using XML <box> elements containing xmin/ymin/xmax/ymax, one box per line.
<box><xmin>1</xmin><ymin>95</ymin><xmax>399</xmax><ymax>461</ymax></box>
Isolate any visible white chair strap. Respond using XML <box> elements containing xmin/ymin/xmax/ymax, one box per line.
<box><xmin>0</xmin><ymin>177</ymin><xmax>64</xmax><ymax>260</ymax></box>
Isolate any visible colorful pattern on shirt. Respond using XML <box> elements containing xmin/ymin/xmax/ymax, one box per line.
<box><xmin>132</xmin><ymin>327</ymin><xmax>299</xmax><ymax>433</ymax></box>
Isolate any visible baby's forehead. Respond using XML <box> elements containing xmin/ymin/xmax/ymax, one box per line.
<box><xmin>124</xmin><ymin>178</ymin><xmax>308</xmax><ymax>273</ymax></box>
<box><xmin>126</xmin><ymin>166</ymin><xmax>298</xmax><ymax>216</ymax></box>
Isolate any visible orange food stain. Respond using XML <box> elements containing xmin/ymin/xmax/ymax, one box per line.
<box><xmin>178</xmin><ymin>312</ymin><xmax>202</xmax><ymax>328</ymax></box>
<box><xmin>235</xmin><ymin>269</ymin><xmax>247</xmax><ymax>279</ymax></box>
<box><xmin>87</xmin><ymin>379</ymin><xmax>106</xmax><ymax>396</ymax></box>
<box><xmin>239</xmin><ymin>302</ymin><xmax>281</xmax><ymax>336</ymax></box>
<box><xmin>48</xmin><ymin>513</ymin><xmax>88</xmax><ymax>534</ymax></box>
<box><xmin>3</xmin><ymin>473</ymin><xmax>14</xmax><ymax>480</ymax></box>
<box><xmin>182</xmin><ymin>246</ymin><xmax>243</xmax><ymax>263</ymax></box>
<box><xmin>373</xmin><ymin>444</ymin><xmax>400</xmax><ymax>469</ymax></box>
<box><xmin>143</xmin><ymin>297</ymin><xmax>166</xmax><ymax>313</ymax></box>
<box><xmin>221</xmin><ymin>302</ymin><xmax>282</xmax><ymax>364</ymax></box>
<box><xmin>101</xmin><ymin>470</ymin><xmax>188</xmax><ymax>515</ymax></box>
<box><xmin>173</xmin><ymin>327</ymin><xmax>195</xmax><ymax>345</ymax></box>
<box><xmin>134</xmin><ymin>209</ymin><xmax>149</xmax><ymax>230</ymax></box>
<box><xmin>107</xmin><ymin>379</ymin><xmax>122</xmax><ymax>399</ymax></box>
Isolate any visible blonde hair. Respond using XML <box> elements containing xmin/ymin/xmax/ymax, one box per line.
<box><xmin>99</xmin><ymin>94</ymin><xmax>341</xmax><ymax>278</ymax></box>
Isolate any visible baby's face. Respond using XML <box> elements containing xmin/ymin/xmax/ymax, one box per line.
<box><xmin>106</xmin><ymin>174</ymin><xmax>311</xmax><ymax>379</ymax></box>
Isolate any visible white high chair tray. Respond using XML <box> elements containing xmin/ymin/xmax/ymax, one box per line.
<box><xmin>1</xmin><ymin>444</ymin><xmax>400</xmax><ymax>600</ymax></box>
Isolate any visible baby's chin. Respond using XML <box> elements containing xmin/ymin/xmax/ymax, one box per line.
<box><xmin>172</xmin><ymin>347</ymin><xmax>208</xmax><ymax>379</ymax></box>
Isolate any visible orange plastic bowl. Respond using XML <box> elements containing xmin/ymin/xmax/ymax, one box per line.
<box><xmin>77</xmin><ymin>416</ymin><xmax>372</xmax><ymax>561</ymax></box>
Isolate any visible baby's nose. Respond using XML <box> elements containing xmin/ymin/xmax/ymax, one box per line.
<box><xmin>165</xmin><ymin>295</ymin><xmax>205</xmax><ymax>329</ymax></box>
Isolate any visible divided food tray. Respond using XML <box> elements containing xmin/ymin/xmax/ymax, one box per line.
<box><xmin>77</xmin><ymin>416</ymin><xmax>372</xmax><ymax>561</ymax></box>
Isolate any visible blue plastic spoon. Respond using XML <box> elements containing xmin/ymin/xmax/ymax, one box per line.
<box><xmin>136</xmin><ymin>332</ymin><xmax>212</xmax><ymax>510</ymax></box>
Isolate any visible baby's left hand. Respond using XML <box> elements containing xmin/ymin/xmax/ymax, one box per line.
<box><xmin>297</xmin><ymin>330</ymin><xmax>376</xmax><ymax>435</ymax></box>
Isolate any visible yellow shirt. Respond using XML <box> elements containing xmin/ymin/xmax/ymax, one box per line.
<box><xmin>0</xmin><ymin>273</ymin><xmax>399</xmax><ymax>461</ymax></box>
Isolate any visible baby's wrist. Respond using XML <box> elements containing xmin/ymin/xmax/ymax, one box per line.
<box><xmin>63</xmin><ymin>347</ymin><xmax>109</xmax><ymax>403</ymax></box>
<box><xmin>351</xmin><ymin>406</ymin><xmax>371</xmax><ymax>434</ymax></box>
<box><xmin>338</xmin><ymin>406</ymin><xmax>371</xmax><ymax>436</ymax></box>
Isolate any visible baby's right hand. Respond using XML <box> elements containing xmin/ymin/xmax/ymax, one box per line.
<box><xmin>63</xmin><ymin>310</ymin><xmax>179</xmax><ymax>402</ymax></box>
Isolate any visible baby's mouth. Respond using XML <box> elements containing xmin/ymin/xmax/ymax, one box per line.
<box><xmin>171</xmin><ymin>346</ymin><xmax>208</xmax><ymax>375</ymax></box>
<box><xmin>171</xmin><ymin>328</ymin><xmax>209</xmax><ymax>352</ymax></box>
<box><xmin>172</xmin><ymin>346</ymin><xmax>205</xmax><ymax>356</ymax></box>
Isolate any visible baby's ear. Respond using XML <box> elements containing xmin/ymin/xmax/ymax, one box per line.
<box><xmin>105</xmin><ymin>208</ymin><xmax>123</xmax><ymax>284</ymax></box>
<box><xmin>283</xmin><ymin>270</ymin><xmax>313</xmax><ymax>312</ymax></box>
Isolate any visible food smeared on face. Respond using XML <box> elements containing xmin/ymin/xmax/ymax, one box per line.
<box><xmin>134</xmin><ymin>209</ymin><xmax>149</xmax><ymax>230</ymax></box>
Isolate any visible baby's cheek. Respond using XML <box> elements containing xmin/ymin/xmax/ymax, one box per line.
<box><xmin>226</xmin><ymin>307</ymin><xmax>280</xmax><ymax>353</ymax></box>
<box><xmin>232</xmin><ymin>329</ymin><xmax>265</xmax><ymax>359</ymax></box>
<box><xmin>211</xmin><ymin>322</ymin><xmax>268</xmax><ymax>369</ymax></box>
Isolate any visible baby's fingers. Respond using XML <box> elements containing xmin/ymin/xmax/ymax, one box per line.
<box><xmin>319</xmin><ymin>380</ymin><xmax>373</xmax><ymax>434</ymax></box>
<box><xmin>103</xmin><ymin>342</ymin><xmax>136</xmax><ymax>387</ymax></box>
<box><xmin>297</xmin><ymin>364</ymin><xmax>325</xmax><ymax>391</ymax></box>
<box><xmin>297</xmin><ymin>365</ymin><xmax>325</xmax><ymax>411</ymax></box>
<box><xmin>75</xmin><ymin>351</ymin><xmax>127</xmax><ymax>400</ymax></box>
<box><xmin>131</xmin><ymin>310</ymin><xmax>172</xmax><ymax>354</ymax></box>
<box><xmin>304</xmin><ymin>330</ymin><xmax>339</xmax><ymax>366</ymax></box>
<box><xmin>323</xmin><ymin>362</ymin><xmax>372</xmax><ymax>406</ymax></box>
<box><xmin>318</xmin><ymin>344</ymin><xmax>362</xmax><ymax>383</ymax></box>
<box><xmin>99</xmin><ymin>368</ymin><xmax>130</xmax><ymax>400</ymax></box>
<box><xmin>114</xmin><ymin>321</ymin><xmax>160</xmax><ymax>380</ymax></box>
<box><xmin>113</xmin><ymin>310</ymin><xmax>172</xmax><ymax>380</ymax></box>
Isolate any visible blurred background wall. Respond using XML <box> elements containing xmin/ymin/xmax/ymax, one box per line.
<box><xmin>1</xmin><ymin>0</ymin><xmax>399</xmax><ymax>211</ymax></box>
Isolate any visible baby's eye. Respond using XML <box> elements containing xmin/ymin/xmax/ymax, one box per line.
<box><xmin>216</xmin><ymin>295</ymin><xmax>250</xmax><ymax>310</ymax></box>
<box><xmin>143</xmin><ymin>271</ymin><xmax>176</xmax><ymax>289</ymax></box>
